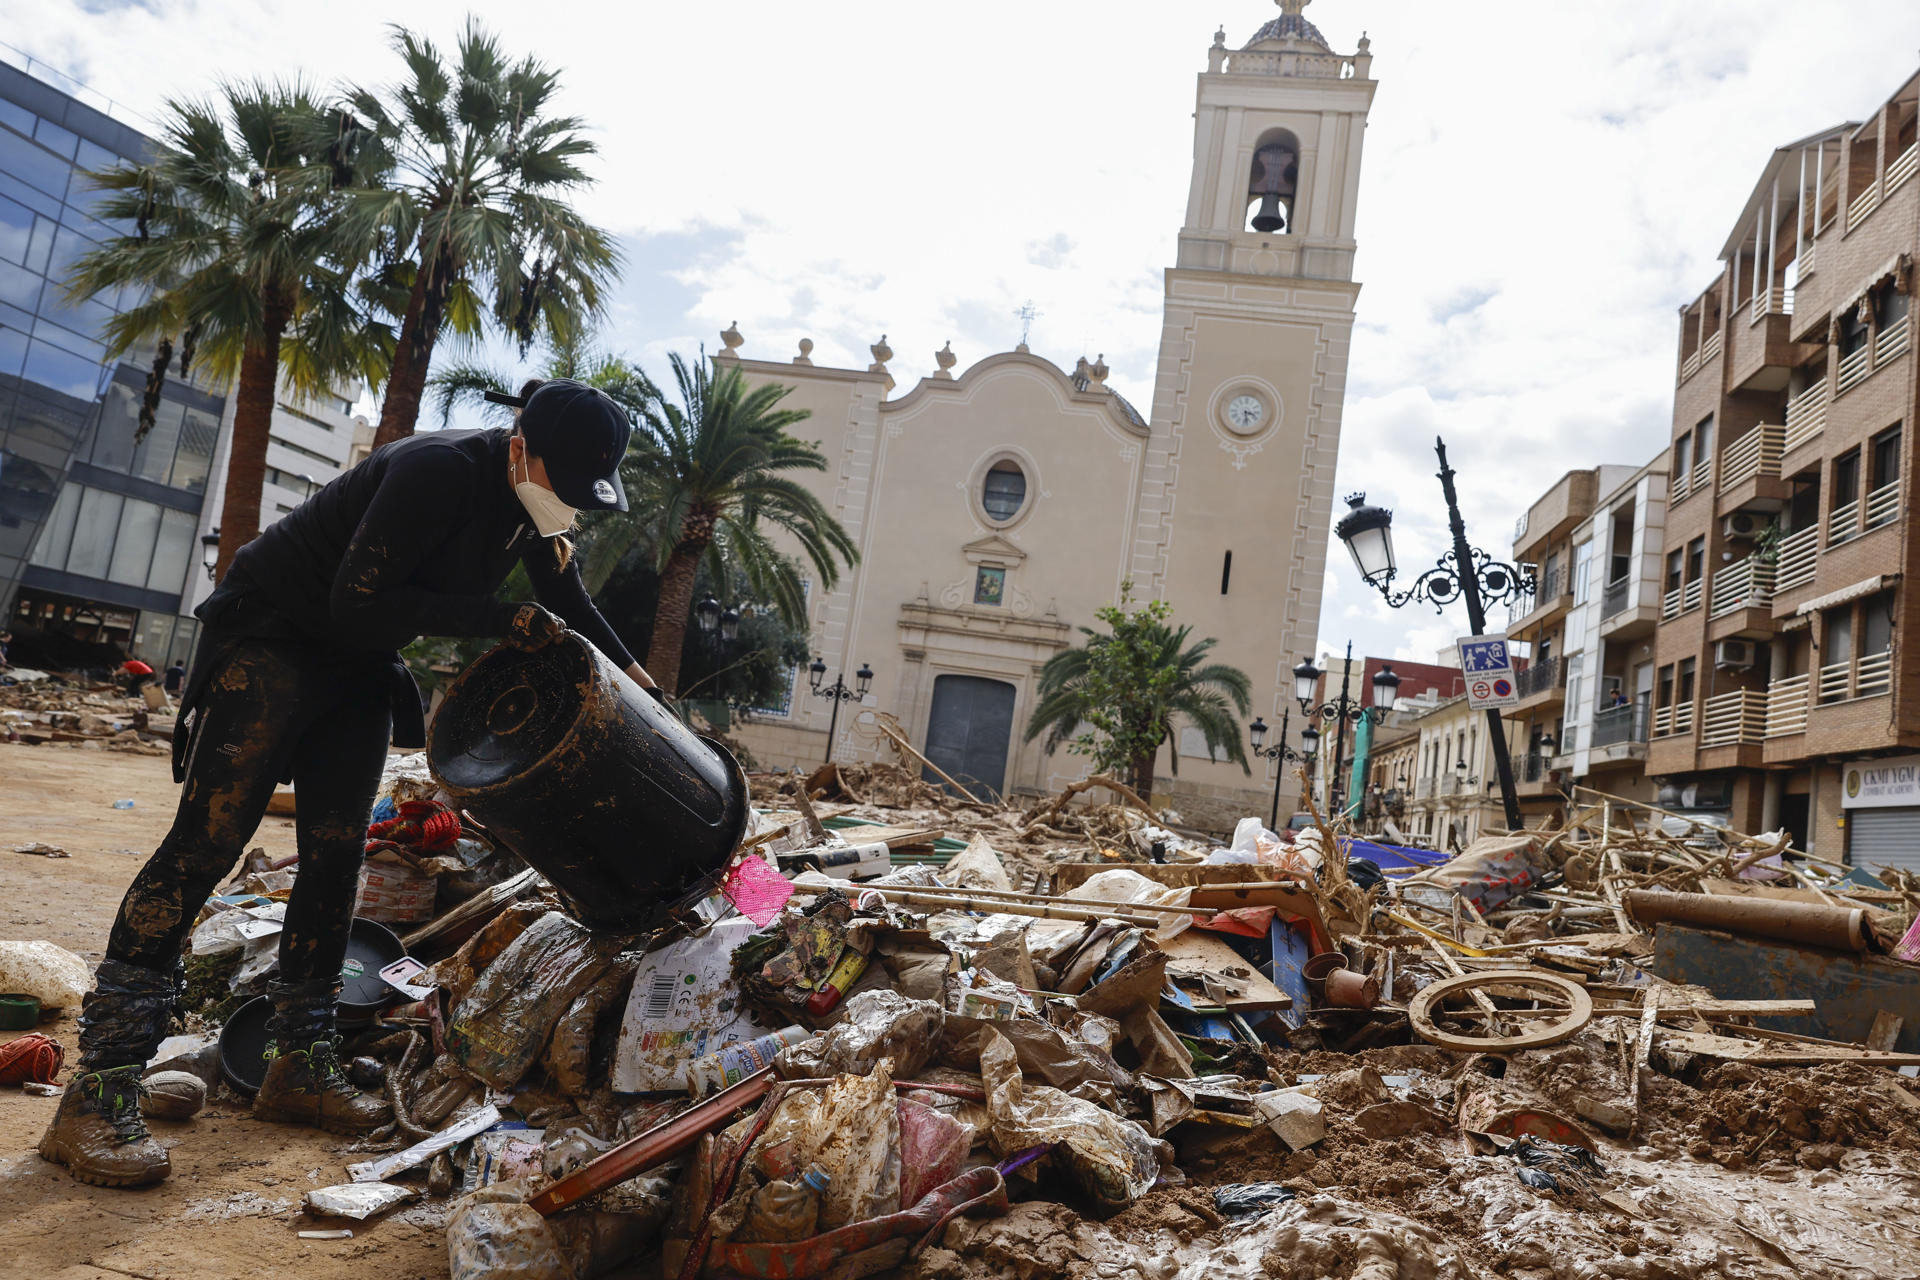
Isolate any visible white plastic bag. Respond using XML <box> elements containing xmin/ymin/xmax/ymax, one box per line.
<box><xmin>0</xmin><ymin>940</ymin><xmax>91</xmax><ymax>1010</ymax></box>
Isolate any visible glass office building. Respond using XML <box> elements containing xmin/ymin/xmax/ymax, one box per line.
<box><xmin>0</xmin><ymin>52</ymin><xmax>227</xmax><ymax>669</ymax></box>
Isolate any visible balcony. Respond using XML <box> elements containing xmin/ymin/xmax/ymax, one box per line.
<box><xmin>1514</xmin><ymin>654</ymin><xmax>1562</xmax><ymax>707</ymax></box>
<box><xmin>1848</xmin><ymin>178</ymin><xmax>1881</xmax><ymax>230</ymax></box>
<box><xmin>1836</xmin><ymin>344</ymin><xmax>1870</xmax><ymax>394</ymax></box>
<box><xmin>1891</xmin><ymin>144</ymin><xmax>1920</xmax><ymax>195</ymax></box>
<box><xmin>1669</xmin><ymin>459</ymin><xmax>1714</xmax><ymax>503</ymax></box>
<box><xmin>1764</xmin><ymin>674</ymin><xmax>1811</xmax><ymax>738</ymax></box>
<box><xmin>1720</xmin><ymin>423</ymin><xmax>1783</xmax><ymax>489</ymax></box>
<box><xmin>1652</xmin><ymin>700</ymin><xmax>1696</xmax><ymax>739</ymax></box>
<box><xmin>1783</xmin><ymin>384</ymin><xmax>1828</xmax><ymax>454</ymax></box>
<box><xmin>1507</xmin><ymin>564</ymin><xmax>1571</xmax><ymax>632</ymax></box>
<box><xmin>1709</xmin><ymin>556</ymin><xmax>1776</xmax><ymax>619</ymax></box>
<box><xmin>1877</xmin><ymin>314</ymin><xmax>1910</xmax><ymax>364</ymax></box>
<box><xmin>1773</xmin><ymin>526</ymin><xmax>1819</xmax><ymax>593</ymax></box>
<box><xmin>1866</xmin><ymin>479</ymin><xmax>1900</xmax><ymax>531</ymax></box>
<box><xmin>1413</xmin><ymin>776</ymin><xmax>1438</xmax><ymax>801</ymax></box>
<box><xmin>1699</xmin><ymin>689</ymin><xmax>1767</xmax><ymax>749</ymax></box>
<box><xmin>1601</xmin><ymin>576</ymin><xmax>1631</xmax><ymax>619</ymax></box>
<box><xmin>1749</xmin><ymin>284</ymin><xmax>1785</xmax><ymax>324</ymax></box>
<box><xmin>1661</xmin><ymin>577</ymin><xmax>1703</xmax><ymax>620</ymax></box>
<box><xmin>1589</xmin><ymin>703</ymin><xmax>1650</xmax><ymax>766</ymax></box>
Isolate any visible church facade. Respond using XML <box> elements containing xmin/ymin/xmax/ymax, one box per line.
<box><xmin>724</xmin><ymin>3</ymin><xmax>1376</xmax><ymax>829</ymax></box>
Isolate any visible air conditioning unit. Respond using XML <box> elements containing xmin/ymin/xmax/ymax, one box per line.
<box><xmin>1714</xmin><ymin>639</ymin><xmax>1756</xmax><ymax>669</ymax></box>
<box><xmin>1722</xmin><ymin>511</ymin><xmax>1767</xmax><ymax>540</ymax></box>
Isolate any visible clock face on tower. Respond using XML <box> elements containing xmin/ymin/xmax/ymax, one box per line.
<box><xmin>1224</xmin><ymin>393</ymin><xmax>1265</xmax><ymax>432</ymax></box>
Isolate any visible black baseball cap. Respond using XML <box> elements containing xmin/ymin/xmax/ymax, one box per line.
<box><xmin>489</xmin><ymin>379</ymin><xmax>631</xmax><ymax>512</ymax></box>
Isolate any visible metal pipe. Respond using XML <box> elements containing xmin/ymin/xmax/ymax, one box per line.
<box><xmin>1622</xmin><ymin>889</ymin><xmax>1871</xmax><ymax>952</ymax></box>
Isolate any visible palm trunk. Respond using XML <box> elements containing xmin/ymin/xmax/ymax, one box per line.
<box><xmin>646</xmin><ymin>540</ymin><xmax>707</xmax><ymax>696</ymax></box>
<box><xmin>1129</xmin><ymin>751</ymin><xmax>1156</xmax><ymax>804</ymax></box>
<box><xmin>373</xmin><ymin>274</ymin><xmax>433</xmax><ymax>450</ymax></box>
<box><xmin>213</xmin><ymin>302</ymin><xmax>290</xmax><ymax>583</ymax></box>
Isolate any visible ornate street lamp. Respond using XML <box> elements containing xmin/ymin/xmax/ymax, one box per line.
<box><xmin>1248</xmin><ymin>708</ymin><xmax>1316</xmax><ymax>831</ymax></box>
<box><xmin>1335</xmin><ymin>438</ymin><xmax>1536</xmax><ymax>831</ymax></box>
<box><xmin>200</xmin><ymin>529</ymin><xmax>221</xmax><ymax>581</ymax></box>
<box><xmin>695</xmin><ymin>596</ymin><xmax>722</xmax><ymax>636</ymax></box>
<box><xmin>1297</xmin><ymin>641</ymin><xmax>1393</xmax><ymax>820</ymax></box>
<box><xmin>809</xmin><ymin>659</ymin><xmax>873</xmax><ymax>764</ymax></box>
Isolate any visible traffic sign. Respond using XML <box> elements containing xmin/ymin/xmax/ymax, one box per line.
<box><xmin>1457</xmin><ymin>634</ymin><xmax>1519</xmax><ymax>710</ymax></box>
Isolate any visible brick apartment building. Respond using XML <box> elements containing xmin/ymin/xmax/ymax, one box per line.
<box><xmin>1644</xmin><ymin>66</ymin><xmax>1920</xmax><ymax>866</ymax></box>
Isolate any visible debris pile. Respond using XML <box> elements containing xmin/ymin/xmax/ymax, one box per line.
<box><xmin>11</xmin><ymin>715</ymin><xmax>1920</xmax><ymax>1277</ymax></box>
<box><xmin>0</xmin><ymin>670</ymin><xmax>171</xmax><ymax>755</ymax></box>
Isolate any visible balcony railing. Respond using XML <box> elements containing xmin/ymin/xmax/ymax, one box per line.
<box><xmin>1601</xmin><ymin>576</ymin><xmax>1632</xmax><ymax>620</ymax></box>
<box><xmin>1800</xmin><ymin>243</ymin><xmax>1817</xmax><ymax>276</ymax></box>
<box><xmin>1700</xmin><ymin>689</ymin><xmax>1767</xmax><ymax>748</ymax></box>
<box><xmin>1661</xmin><ymin>577</ymin><xmax>1703</xmax><ymax>619</ymax></box>
<box><xmin>1856</xmin><ymin>650</ymin><xmax>1893</xmax><ymax>698</ymax></box>
<box><xmin>1765</xmin><ymin>674</ymin><xmax>1811</xmax><ymax>737</ymax></box>
<box><xmin>1414</xmin><ymin>777</ymin><xmax>1437</xmax><ymax>800</ymax></box>
<box><xmin>1701</xmin><ymin>330</ymin><xmax>1723</xmax><ymax>363</ymax></box>
<box><xmin>1784</xmin><ymin>383</ymin><xmax>1828</xmax><ymax>453</ymax></box>
<box><xmin>1837</xmin><ymin>344</ymin><xmax>1870</xmax><ymax>393</ymax></box>
<box><xmin>1849</xmin><ymin>178</ymin><xmax>1881</xmax><ymax>229</ymax></box>
<box><xmin>1709</xmin><ymin>555</ymin><xmax>1776</xmax><ymax>618</ymax></box>
<box><xmin>1828</xmin><ymin>498</ymin><xmax>1860</xmax><ymax>546</ymax></box>
<box><xmin>1520</xmin><ymin>752</ymin><xmax>1547</xmax><ymax>783</ymax></box>
<box><xmin>1670</xmin><ymin>468</ymin><xmax>1692</xmax><ymax>500</ymax></box>
<box><xmin>1691</xmin><ymin>456</ymin><xmax>1713</xmax><ymax>494</ymax></box>
<box><xmin>1750</xmin><ymin>284</ymin><xmax>1784</xmax><ymax>323</ymax></box>
<box><xmin>1591</xmin><ymin>702</ymin><xmax>1649</xmax><ymax>748</ymax></box>
<box><xmin>1877</xmin><ymin>314</ymin><xmax>1910</xmax><ymax>363</ymax></box>
<box><xmin>1516</xmin><ymin>655</ymin><xmax>1561</xmax><ymax>699</ymax></box>
<box><xmin>1721</xmin><ymin>423</ymin><xmax>1784</xmax><ymax>488</ymax></box>
<box><xmin>1680</xmin><ymin>350</ymin><xmax>1701</xmax><ymax>381</ymax></box>
<box><xmin>1652</xmin><ymin>700</ymin><xmax>1696</xmax><ymax>739</ymax></box>
<box><xmin>1866</xmin><ymin>479</ymin><xmax>1900</xmax><ymax>530</ymax></box>
<box><xmin>1889</xmin><ymin>143</ymin><xmax>1919</xmax><ymax>195</ymax></box>
<box><xmin>1817</xmin><ymin>660</ymin><xmax>1851</xmax><ymax>702</ymax></box>
<box><xmin>1774</xmin><ymin>525</ymin><xmax>1818</xmax><ymax>591</ymax></box>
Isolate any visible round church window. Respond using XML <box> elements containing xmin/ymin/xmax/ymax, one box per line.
<box><xmin>981</xmin><ymin>461</ymin><xmax>1027</xmax><ymax>522</ymax></box>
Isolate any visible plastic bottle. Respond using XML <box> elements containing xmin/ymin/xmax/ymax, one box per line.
<box><xmin>735</xmin><ymin>1164</ymin><xmax>830</xmax><ymax>1243</ymax></box>
<box><xmin>112</xmin><ymin>799</ymin><xmax>135</xmax><ymax>810</ymax></box>
<box><xmin>682</xmin><ymin>1025</ymin><xmax>812</xmax><ymax>1097</ymax></box>
<box><xmin>804</xmin><ymin>948</ymin><xmax>870</xmax><ymax>1016</ymax></box>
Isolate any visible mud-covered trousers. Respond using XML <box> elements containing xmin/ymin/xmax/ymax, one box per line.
<box><xmin>80</xmin><ymin>638</ymin><xmax>393</xmax><ymax>1069</ymax></box>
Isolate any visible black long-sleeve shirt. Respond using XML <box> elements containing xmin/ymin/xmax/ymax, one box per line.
<box><xmin>225</xmin><ymin>427</ymin><xmax>635</xmax><ymax>668</ymax></box>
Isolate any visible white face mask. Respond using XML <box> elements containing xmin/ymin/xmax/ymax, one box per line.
<box><xmin>512</xmin><ymin>446</ymin><xmax>578</xmax><ymax>537</ymax></box>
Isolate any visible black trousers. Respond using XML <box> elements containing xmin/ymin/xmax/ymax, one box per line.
<box><xmin>100</xmin><ymin>639</ymin><xmax>392</xmax><ymax>1024</ymax></box>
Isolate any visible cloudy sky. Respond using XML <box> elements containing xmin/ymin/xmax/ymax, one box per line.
<box><xmin>13</xmin><ymin>0</ymin><xmax>1920</xmax><ymax>665</ymax></box>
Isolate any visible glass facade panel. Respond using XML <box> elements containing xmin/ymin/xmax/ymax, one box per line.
<box><xmin>27</xmin><ymin>476</ymin><xmax>77</xmax><ymax>568</ymax></box>
<box><xmin>171</xmin><ymin>406</ymin><xmax>217</xmax><ymax>492</ymax></box>
<box><xmin>146</xmin><ymin>506</ymin><xmax>193</xmax><ymax>594</ymax></box>
<box><xmin>0</xmin><ymin>446</ymin><xmax>59</xmax><ymax>561</ymax></box>
<box><xmin>65</xmin><ymin>486</ymin><xmax>122</xmax><ymax>578</ymax></box>
<box><xmin>106</xmin><ymin>495</ymin><xmax>159</xmax><ymax>585</ymax></box>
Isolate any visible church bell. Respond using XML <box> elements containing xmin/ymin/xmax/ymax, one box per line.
<box><xmin>1249</xmin><ymin>141</ymin><xmax>1299</xmax><ymax>233</ymax></box>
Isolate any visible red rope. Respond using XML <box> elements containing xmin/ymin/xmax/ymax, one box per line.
<box><xmin>366</xmin><ymin>799</ymin><xmax>462</xmax><ymax>851</ymax></box>
<box><xmin>0</xmin><ymin>1032</ymin><xmax>64</xmax><ymax>1085</ymax></box>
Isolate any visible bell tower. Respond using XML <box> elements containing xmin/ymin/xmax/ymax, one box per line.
<box><xmin>1129</xmin><ymin>1</ymin><xmax>1376</xmax><ymax>827</ymax></box>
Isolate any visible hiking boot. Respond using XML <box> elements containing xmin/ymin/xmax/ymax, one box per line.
<box><xmin>36</xmin><ymin>1065</ymin><xmax>171</xmax><ymax>1188</ymax></box>
<box><xmin>252</xmin><ymin>1038</ymin><xmax>392</xmax><ymax>1135</ymax></box>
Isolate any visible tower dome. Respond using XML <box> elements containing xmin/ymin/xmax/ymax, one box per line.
<box><xmin>1247</xmin><ymin>0</ymin><xmax>1330</xmax><ymax>51</ymax></box>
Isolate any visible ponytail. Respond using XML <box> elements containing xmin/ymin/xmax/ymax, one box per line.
<box><xmin>553</xmin><ymin>532</ymin><xmax>574</xmax><ymax>570</ymax></box>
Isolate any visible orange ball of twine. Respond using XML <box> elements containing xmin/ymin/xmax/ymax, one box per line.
<box><xmin>0</xmin><ymin>1032</ymin><xmax>65</xmax><ymax>1085</ymax></box>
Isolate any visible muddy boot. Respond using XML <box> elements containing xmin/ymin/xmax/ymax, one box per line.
<box><xmin>252</xmin><ymin>1038</ymin><xmax>393</xmax><ymax>1134</ymax></box>
<box><xmin>37</xmin><ymin>1065</ymin><xmax>172</xmax><ymax>1187</ymax></box>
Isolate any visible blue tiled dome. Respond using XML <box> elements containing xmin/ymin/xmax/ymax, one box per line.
<box><xmin>1248</xmin><ymin>9</ymin><xmax>1330</xmax><ymax>50</ymax></box>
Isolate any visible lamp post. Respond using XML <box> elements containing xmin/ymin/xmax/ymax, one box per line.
<box><xmin>809</xmin><ymin>658</ymin><xmax>873</xmax><ymax>765</ymax></box>
<box><xmin>1291</xmin><ymin>641</ymin><xmax>1398</xmax><ymax>819</ymax></box>
<box><xmin>1334</xmin><ymin>437</ymin><xmax>1534</xmax><ymax>831</ymax></box>
<box><xmin>1248</xmin><ymin>707</ymin><xmax>1321</xmax><ymax>831</ymax></box>
<box><xmin>693</xmin><ymin>597</ymin><xmax>741</xmax><ymax>651</ymax></box>
<box><xmin>200</xmin><ymin>529</ymin><xmax>221</xmax><ymax>582</ymax></box>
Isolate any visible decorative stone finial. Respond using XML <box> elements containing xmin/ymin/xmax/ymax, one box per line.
<box><xmin>868</xmin><ymin>334</ymin><xmax>892</xmax><ymax>370</ymax></box>
<box><xmin>1090</xmin><ymin>353</ymin><xmax>1109</xmax><ymax>386</ymax></box>
<box><xmin>1072</xmin><ymin>355</ymin><xmax>1091</xmax><ymax>385</ymax></box>
<box><xmin>794</xmin><ymin>337</ymin><xmax>814</xmax><ymax>366</ymax></box>
<box><xmin>934</xmin><ymin>340</ymin><xmax>956</xmax><ymax>379</ymax></box>
<box><xmin>1212</xmin><ymin>26</ymin><xmax>1226</xmax><ymax>47</ymax></box>
<box><xmin>1280</xmin><ymin>0</ymin><xmax>1310</xmax><ymax>14</ymax></box>
<box><xmin>719</xmin><ymin>320</ymin><xmax>744</xmax><ymax>357</ymax></box>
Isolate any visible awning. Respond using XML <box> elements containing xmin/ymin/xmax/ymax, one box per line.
<box><xmin>1795</xmin><ymin>572</ymin><xmax>1900</xmax><ymax>616</ymax></box>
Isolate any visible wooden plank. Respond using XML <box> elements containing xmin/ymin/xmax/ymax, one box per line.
<box><xmin>1659</xmin><ymin>1027</ymin><xmax>1920</xmax><ymax>1066</ymax></box>
<box><xmin>1158</xmin><ymin>929</ymin><xmax>1293</xmax><ymax>1012</ymax></box>
<box><xmin>1628</xmin><ymin>988</ymin><xmax>1659</xmax><ymax>1137</ymax></box>
<box><xmin>1867</xmin><ymin>1011</ymin><xmax>1904</xmax><ymax>1052</ymax></box>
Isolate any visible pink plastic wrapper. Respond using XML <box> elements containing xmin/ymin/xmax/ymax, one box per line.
<box><xmin>725</xmin><ymin>855</ymin><xmax>795</xmax><ymax>927</ymax></box>
<box><xmin>897</xmin><ymin>1098</ymin><xmax>970</xmax><ymax>1210</ymax></box>
<box><xmin>1895</xmin><ymin>913</ymin><xmax>1920</xmax><ymax>964</ymax></box>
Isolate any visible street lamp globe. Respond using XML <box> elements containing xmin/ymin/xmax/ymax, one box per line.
<box><xmin>1370</xmin><ymin>663</ymin><xmax>1401</xmax><ymax>712</ymax></box>
<box><xmin>1292</xmin><ymin>656</ymin><xmax>1322</xmax><ymax>709</ymax></box>
<box><xmin>695</xmin><ymin>596</ymin><xmax>722</xmax><ymax>634</ymax></box>
<box><xmin>200</xmin><ymin>528</ymin><xmax>221</xmax><ymax>580</ymax></box>
<box><xmin>1299</xmin><ymin>723</ymin><xmax>1321</xmax><ymax>753</ymax></box>
<box><xmin>1248</xmin><ymin>716</ymin><xmax>1268</xmax><ymax>749</ymax></box>
<box><xmin>854</xmin><ymin>663</ymin><xmax>874</xmax><ymax>696</ymax></box>
<box><xmin>1454</xmin><ymin>757</ymin><xmax>1469</xmax><ymax>785</ymax></box>
<box><xmin>719</xmin><ymin>608</ymin><xmax>740</xmax><ymax>643</ymax></box>
<box><xmin>1334</xmin><ymin>493</ymin><xmax>1396</xmax><ymax>587</ymax></box>
<box><xmin>808</xmin><ymin>656</ymin><xmax>827</xmax><ymax>691</ymax></box>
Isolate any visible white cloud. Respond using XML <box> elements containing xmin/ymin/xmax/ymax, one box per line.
<box><xmin>14</xmin><ymin>0</ymin><xmax>1920</xmax><ymax>660</ymax></box>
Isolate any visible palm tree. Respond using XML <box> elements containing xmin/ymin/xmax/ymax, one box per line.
<box><xmin>613</xmin><ymin>353</ymin><xmax>858</xmax><ymax>697</ymax></box>
<box><xmin>331</xmin><ymin>19</ymin><xmax>619</xmax><ymax>450</ymax></box>
<box><xmin>65</xmin><ymin>81</ymin><xmax>389</xmax><ymax>581</ymax></box>
<box><xmin>1026</xmin><ymin>609</ymin><xmax>1252</xmax><ymax>800</ymax></box>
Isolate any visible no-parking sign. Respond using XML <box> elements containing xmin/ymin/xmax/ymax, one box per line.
<box><xmin>1457</xmin><ymin>635</ymin><xmax>1519</xmax><ymax>710</ymax></box>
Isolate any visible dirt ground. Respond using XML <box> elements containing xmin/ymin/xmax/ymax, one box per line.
<box><xmin>0</xmin><ymin>742</ymin><xmax>450</xmax><ymax>1280</ymax></box>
